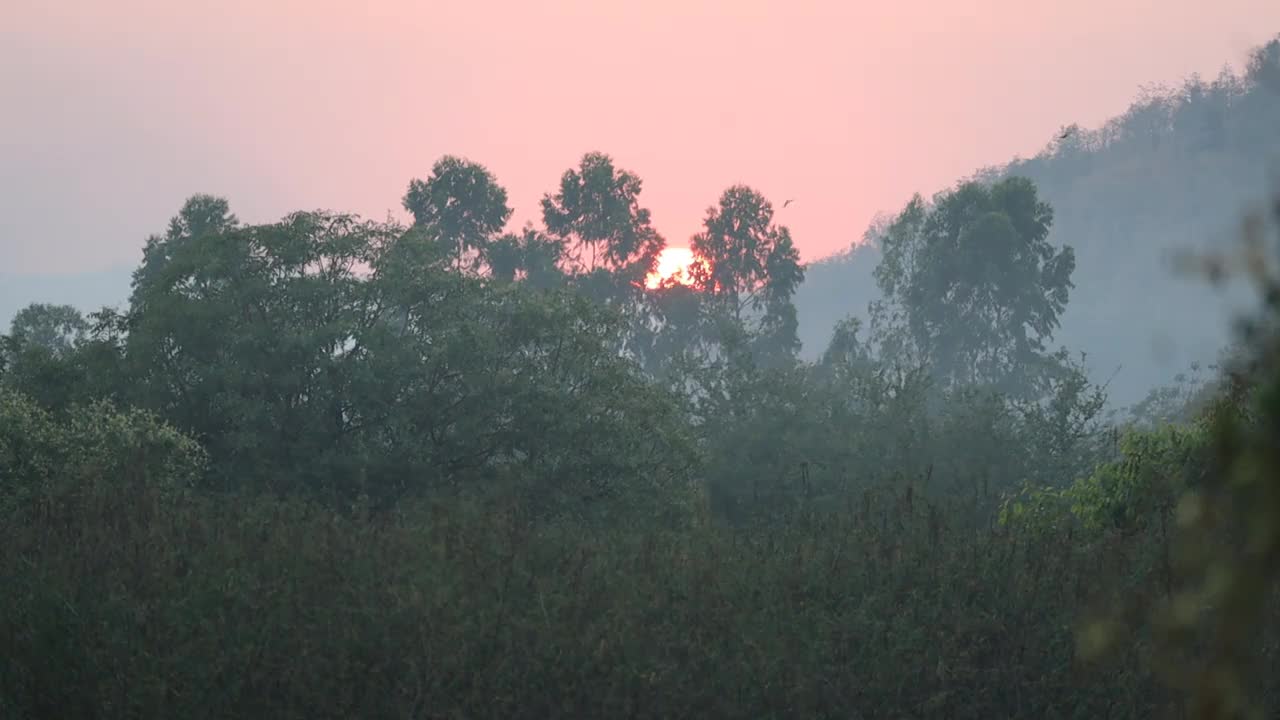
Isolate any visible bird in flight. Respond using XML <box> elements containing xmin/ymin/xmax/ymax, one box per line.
<box><xmin>783</xmin><ymin>199</ymin><xmax>796</xmax><ymax>208</ymax></box>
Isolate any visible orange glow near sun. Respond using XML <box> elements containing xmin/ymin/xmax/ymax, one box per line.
<box><xmin>646</xmin><ymin>247</ymin><xmax>704</xmax><ymax>289</ymax></box>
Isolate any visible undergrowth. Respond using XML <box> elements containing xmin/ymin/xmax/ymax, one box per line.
<box><xmin>5</xmin><ymin>466</ymin><xmax>1277</xmax><ymax>719</ymax></box>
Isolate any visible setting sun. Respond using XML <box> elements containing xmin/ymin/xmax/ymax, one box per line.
<box><xmin>646</xmin><ymin>247</ymin><xmax>706</xmax><ymax>289</ymax></box>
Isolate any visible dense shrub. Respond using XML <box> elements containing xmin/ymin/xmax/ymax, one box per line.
<box><xmin>0</xmin><ymin>386</ymin><xmax>205</xmax><ymax>515</ymax></box>
<box><xmin>9</xmin><ymin>474</ymin><xmax>1275</xmax><ymax>719</ymax></box>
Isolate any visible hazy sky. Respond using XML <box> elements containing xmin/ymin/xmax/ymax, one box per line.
<box><xmin>3</xmin><ymin>0</ymin><xmax>1279</xmax><ymax>275</ymax></box>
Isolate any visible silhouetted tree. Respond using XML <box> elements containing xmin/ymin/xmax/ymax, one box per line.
<box><xmin>403</xmin><ymin>156</ymin><xmax>512</xmax><ymax>273</ymax></box>
<box><xmin>541</xmin><ymin>151</ymin><xmax>665</xmax><ymax>303</ymax></box>
<box><xmin>692</xmin><ymin>185</ymin><xmax>805</xmax><ymax>365</ymax></box>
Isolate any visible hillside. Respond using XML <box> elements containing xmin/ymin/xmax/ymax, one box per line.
<box><xmin>797</xmin><ymin>37</ymin><xmax>1280</xmax><ymax>407</ymax></box>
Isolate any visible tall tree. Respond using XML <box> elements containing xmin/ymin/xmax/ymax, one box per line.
<box><xmin>691</xmin><ymin>185</ymin><xmax>805</xmax><ymax>364</ymax></box>
<box><xmin>1246</xmin><ymin>35</ymin><xmax>1280</xmax><ymax>94</ymax></box>
<box><xmin>123</xmin><ymin>204</ymin><xmax>396</xmax><ymax>494</ymax></box>
<box><xmin>403</xmin><ymin>156</ymin><xmax>512</xmax><ymax>273</ymax></box>
<box><xmin>541</xmin><ymin>151</ymin><xmax>665</xmax><ymax>301</ymax></box>
<box><xmin>871</xmin><ymin>176</ymin><xmax>1076</xmax><ymax>399</ymax></box>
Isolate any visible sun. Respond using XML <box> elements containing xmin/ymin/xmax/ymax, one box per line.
<box><xmin>645</xmin><ymin>247</ymin><xmax>705</xmax><ymax>289</ymax></box>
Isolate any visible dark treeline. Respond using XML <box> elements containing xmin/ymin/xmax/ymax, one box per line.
<box><xmin>3</xmin><ymin>35</ymin><xmax>1280</xmax><ymax>720</ymax></box>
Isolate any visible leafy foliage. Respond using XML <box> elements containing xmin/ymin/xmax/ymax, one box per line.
<box><xmin>6</xmin><ymin>303</ymin><xmax>89</xmax><ymax>355</ymax></box>
<box><xmin>542</xmin><ymin>151</ymin><xmax>665</xmax><ymax>298</ymax></box>
<box><xmin>0</xmin><ymin>386</ymin><xmax>205</xmax><ymax>515</ymax></box>
<box><xmin>85</xmin><ymin>198</ymin><xmax>702</xmax><ymax>514</ymax></box>
<box><xmin>403</xmin><ymin>155</ymin><xmax>513</xmax><ymax>272</ymax></box>
<box><xmin>1084</xmin><ymin>177</ymin><xmax>1280</xmax><ymax>720</ymax></box>
<box><xmin>8</xmin><ymin>471</ymin><xmax>1249</xmax><ymax>719</ymax></box>
<box><xmin>486</xmin><ymin>224</ymin><xmax>567</xmax><ymax>288</ymax></box>
<box><xmin>692</xmin><ymin>185</ymin><xmax>806</xmax><ymax>365</ymax></box>
<box><xmin>871</xmin><ymin>176</ymin><xmax>1077</xmax><ymax>400</ymax></box>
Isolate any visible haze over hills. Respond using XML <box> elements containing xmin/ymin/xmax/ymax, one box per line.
<box><xmin>798</xmin><ymin>38</ymin><xmax>1280</xmax><ymax>407</ymax></box>
<box><xmin>6</xmin><ymin>38</ymin><xmax>1280</xmax><ymax>412</ymax></box>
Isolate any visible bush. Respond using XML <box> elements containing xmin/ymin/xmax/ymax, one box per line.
<box><xmin>8</xmin><ymin>473</ymin><xmax>1260</xmax><ymax>719</ymax></box>
<box><xmin>0</xmin><ymin>387</ymin><xmax>205</xmax><ymax>516</ymax></box>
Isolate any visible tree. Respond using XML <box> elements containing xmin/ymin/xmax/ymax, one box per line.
<box><xmin>116</xmin><ymin>195</ymin><xmax>701</xmax><ymax>511</ymax></box>
<box><xmin>0</xmin><ymin>385</ymin><xmax>206</xmax><ymax>512</ymax></box>
<box><xmin>486</xmin><ymin>224</ymin><xmax>567</xmax><ymax>290</ymax></box>
<box><xmin>541</xmin><ymin>151</ymin><xmax>665</xmax><ymax>300</ymax></box>
<box><xmin>0</xmin><ymin>304</ymin><xmax>118</xmax><ymax>413</ymax></box>
<box><xmin>871</xmin><ymin>176</ymin><xmax>1076</xmax><ymax>400</ymax></box>
<box><xmin>1245</xmin><ymin>34</ymin><xmax>1280</xmax><ymax>95</ymax></box>
<box><xmin>818</xmin><ymin>315</ymin><xmax>875</xmax><ymax>378</ymax></box>
<box><xmin>691</xmin><ymin>185</ymin><xmax>805</xmax><ymax>365</ymax></box>
<box><xmin>131</xmin><ymin>194</ymin><xmax>239</xmax><ymax>310</ymax></box>
<box><xmin>123</xmin><ymin>204</ymin><xmax>396</xmax><ymax>494</ymax></box>
<box><xmin>403</xmin><ymin>156</ymin><xmax>512</xmax><ymax>273</ymax></box>
<box><xmin>634</xmin><ymin>282</ymin><xmax>712</xmax><ymax>380</ymax></box>
<box><xmin>6</xmin><ymin>304</ymin><xmax>88</xmax><ymax>356</ymax></box>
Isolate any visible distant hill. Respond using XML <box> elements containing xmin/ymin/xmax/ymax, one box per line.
<box><xmin>796</xmin><ymin>35</ymin><xmax>1280</xmax><ymax>408</ymax></box>
<box><xmin>794</xmin><ymin>240</ymin><xmax>881</xmax><ymax>360</ymax></box>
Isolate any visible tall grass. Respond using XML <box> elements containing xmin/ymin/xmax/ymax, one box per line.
<box><xmin>6</xmin><ymin>468</ymin><xmax>1274</xmax><ymax>719</ymax></box>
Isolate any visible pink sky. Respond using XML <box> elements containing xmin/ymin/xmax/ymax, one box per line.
<box><xmin>3</xmin><ymin>0</ymin><xmax>1279</xmax><ymax>274</ymax></box>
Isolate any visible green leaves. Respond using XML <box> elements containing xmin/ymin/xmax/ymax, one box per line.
<box><xmin>105</xmin><ymin>194</ymin><xmax>702</xmax><ymax>516</ymax></box>
<box><xmin>403</xmin><ymin>156</ymin><xmax>513</xmax><ymax>273</ymax></box>
<box><xmin>0</xmin><ymin>386</ymin><xmax>205</xmax><ymax>513</ymax></box>
<box><xmin>691</xmin><ymin>185</ymin><xmax>806</xmax><ymax>366</ymax></box>
<box><xmin>7</xmin><ymin>303</ymin><xmax>89</xmax><ymax>356</ymax></box>
<box><xmin>132</xmin><ymin>195</ymin><xmax>239</xmax><ymax>311</ymax></box>
<box><xmin>872</xmin><ymin>177</ymin><xmax>1076</xmax><ymax>401</ymax></box>
<box><xmin>1065</xmin><ymin>424</ymin><xmax>1208</xmax><ymax>533</ymax></box>
<box><xmin>693</xmin><ymin>185</ymin><xmax>801</xmax><ymax>313</ymax></box>
<box><xmin>542</xmin><ymin>151</ymin><xmax>664</xmax><ymax>286</ymax></box>
<box><xmin>486</xmin><ymin>225</ymin><xmax>566</xmax><ymax>288</ymax></box>
<box><xmin>1</xmin><ymin>303</ymin><xmax>126</xmax><ymax>413</ymax></box>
